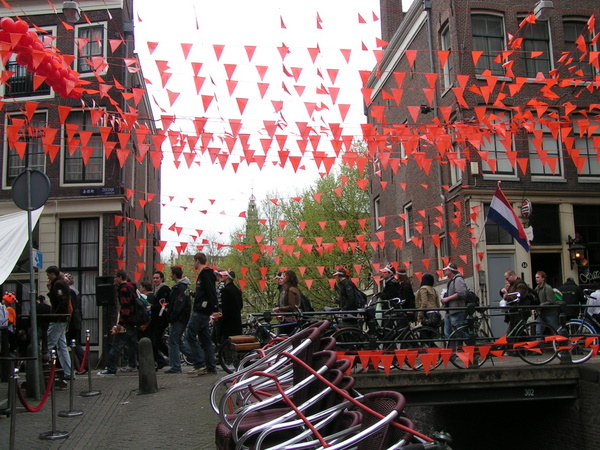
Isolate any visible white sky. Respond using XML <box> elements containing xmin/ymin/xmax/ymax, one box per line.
<box><xmin>133</xmin><ymin>0</ymin><xmax>381</xmax><ymax>256</ymax></box>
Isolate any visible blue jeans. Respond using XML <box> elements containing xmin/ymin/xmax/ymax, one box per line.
<box><xmin>444</xmin><ymin>312</ymin><xmax>466</xmax><ymax>339</ymax></box>
<box><xmin>183</xmin><ymin>312</ymin><xmax>215</xmax><ymax>371</ymax></box>
<box><xmin>107</xmin><ymin>325</ymin><xmax>138</xmax><ymax>373</ymax></box>
<box><xmin>167</xmin><ymin>321</ymin><xmax>186</xmax><ymax>371</ymax></box>
<box><xmin>536</xmin><ymin>310</ymin><xmax>558</xmax><ymax>335</ymax></box>
<box><xmin>48</xmin><ymin>321</ymin><xmax>71</xmax><ymax>378</ymax></box>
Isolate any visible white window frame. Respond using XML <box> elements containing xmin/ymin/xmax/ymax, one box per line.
<box><xmin>480</xmin><ymin>111</ymin><xmax>516</xmax><ymax>178</ymax></box>
<box><xmin>563</xmin><ymin>20</ymin><xmax>597</xmax><ymax>79</ymax></box>
<box><xmin>75</xmin><ymin>22</ymin><xmax>108</xmax><ymax>76</ymax></box>
<box><xmin>520</xmin><ymin>17</ymin><xmax>553</xmax><ymax>78</ymax></box>
<box><xmin>374</xmin><ymin>196</ymin><xmax>382</xmax><ymax>230</ymax></box>
<box><xmin>60</xmin><ymin>109</ymin><xmax>106</xmax><ymax>187</ymax></box>
<box><xmin>573</xmin><ymin>118</ymin><xmax>600</xmax><ymax>180</ymax></box>
<box><xmin>3</xmin><ymin>110</ymin><xmax>48</xmax><ymax>189</ymax></box>
<box><xmin>528</xmin><ymin>114</ymin><xmax>564</xmax><ymax>180</ymax></box>
<box><xmin>1</xmin><ymin>26</ymin><xmax>56</xmax><ymax>101</ymax></box>
<box><xmin>471</xmin><ymin>13</ymin><xmax>506</xmax><ymax>76</ymax></box>
<box><xmin>449</xmin><ymin>142</ymin><xmax>463</xmax><ymax>186</ymax></box>
<box><xmin>404</xmin><ymin>202</ymin><xmax>414</xmax><ymax>241</ymax></box>
<box><xmin>441</xmin><ymin>24</ymin><xmax>454</xmax><ymax>89</ymax></box>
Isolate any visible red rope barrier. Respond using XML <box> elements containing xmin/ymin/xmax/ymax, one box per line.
<box><xmin>77</xmin><ymin>338</ymin><xmax>90</xmax><ymax>373</ymax></box>
<box><xmin>16</xmin><ymin>362</ymin><xmax>56</xmax><ymax>412</ymax></box>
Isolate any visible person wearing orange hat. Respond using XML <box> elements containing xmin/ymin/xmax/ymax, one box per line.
<box><xmin>2</xmin><ymin>292</ymin><xmax>18</xmax><ymax>353</ymax></box>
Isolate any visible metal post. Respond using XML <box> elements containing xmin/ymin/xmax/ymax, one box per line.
<box><xmin>58</xmin><ymin>340</ymin><xmax>83</xmax><ymax>417</ymax></box>
<box><xmin>79</xmin><ymin>331</ymin><xmax>100</xmax><ymax>397</ymax></box>
<box><xmin>39</xmin><ymin>351</ymin><xmax>69</xmax><ymax>440</ymax></box>
<box><xmin>8</xmin><ymin>367</ymin><xmax>18</xmax><ymax>450</ymax></box>
<box><xmin>558</xmin><ymin>311</ymin><xmax>572</xmax><ymax>364</ymax></box>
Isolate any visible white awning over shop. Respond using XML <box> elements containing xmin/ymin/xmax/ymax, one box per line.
<box><xmin>0</xmin><ymin>207</ymin><xmax>44</xmax><ymax>285</ymax></box>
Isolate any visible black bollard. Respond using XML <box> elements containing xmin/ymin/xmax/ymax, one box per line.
<box><xmin>79</xmin><ymin>331</ymin><xmax>100</xmax><ymax>397</ymax></box>
<box><xmin>59</xmin><ymin>340</ymin><xmax>83</xmax><ymax>417</ymax></box>
<box><xmin>138</xmin><ymin>337</ymin><xmax>158</xmax><ymax>394</ymax></box>
<box><xmin>39</xmin><ymin>351</ymin><xmax>69</xmax><ymax>440</ymax></box>
<box><xmin>8</xmin><ymin>367</ymin><xmax>18</xmax><ymax>450</ymax></box>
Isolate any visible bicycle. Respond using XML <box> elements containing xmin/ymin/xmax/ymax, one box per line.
<box><xmin>331</xmin><ymin>297</ymin><xmax>444</xmax><ymax>371</ymax></box>
<box><xmin>447</xmin><ymin>292</ymin><xmax>559</xmax><ymax>368</ymax></box>
<box><xmin>555</xmin><ymin>290</ymin><xmax>600</xmax><ymax>364</ymax></box>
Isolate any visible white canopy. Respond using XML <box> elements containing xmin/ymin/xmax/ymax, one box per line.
<box><xmin>0</xmin><ymin>207</ymin><xmax>44</xmax><ymax>285</ymax></box>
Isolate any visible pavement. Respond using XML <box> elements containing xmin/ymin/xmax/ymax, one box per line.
<box><xmin>0</xmin><ymin>366</ymin><xmax>221</xmax><ymax>449</ymax></box>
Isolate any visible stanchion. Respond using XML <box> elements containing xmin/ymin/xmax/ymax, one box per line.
<box><xmin>79</xmin><ymin>331</ymin><xmax>100</xmax><ymax>397</ymax></box>
<box><xmin>8</xmin><ymin>367</ymin><xmax>18</xmax><ymax>450</ymax></box>
<box><xmin>58</xmin><ymin>340</ymin><xmax>83</xmax><ymax>417</ymax></box>
<box><xmin>39</xmin><ymin>351</ymin><xmax>69</xmax><ymax>440</ymax></box>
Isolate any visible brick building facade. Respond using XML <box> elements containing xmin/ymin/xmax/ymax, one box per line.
<box><xmin>367</xmin><ymin>0</ymin><xmax>599</xmax><ymax>334</ymax></box>
<box><xmin>0</xmin><ymin>0</ymin><xmax>160</xmax><ymax>347</ymax></box>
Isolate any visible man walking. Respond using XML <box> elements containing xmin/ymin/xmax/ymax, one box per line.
<box><xmin>164</xmin><ymin>266</ymin><xmax>192</xmax><ymax>374</ymax></box>
<box><xmin>441</xmin><ymin>263</ymin><xmax>467</xmax><ymax>338</ymax></box>
<box><xmin>184</xmin><ymin>252</ymin><xmax>218</xmax><ymax>375</ymax></box>
<box><xmin>46</xmin><ymin>266</ymin><xmax>72</xmax><ymax>380</ymax></box>
<box><xmin>98</xmin><ymin>270</ymin><xmax>139</xmax><ymax>376</ymax></box>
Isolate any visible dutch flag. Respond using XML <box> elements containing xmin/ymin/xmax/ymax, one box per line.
<box><xmin>487</xmin><ymin>184</ymin><xmax>530</xmax><ymax>252</ymax></box>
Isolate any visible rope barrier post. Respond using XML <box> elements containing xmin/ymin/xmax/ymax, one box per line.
<box><xmin>79</xmin><ymin>331</ymin><xmax>100</xmax><ymax>397</ymax></box>
<box><xmin>8</xmin><ymin>367</ymin><xmax>18</xmax><ymax>450</ymax></box>
<box><xmin>39</xmin><ymin>351</ymin><xmax>69</xmax><ymax>441</ymax></box>
<box><xmin>58</xmin><ymin>340</ymin><xmax>83</xmax><ymax>417</ymax></box>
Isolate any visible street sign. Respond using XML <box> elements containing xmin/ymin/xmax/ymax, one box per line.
<box><xmin>33</xmin><ymin>249</ymin><xmax>43</xmax><ymax>269</ymax></box>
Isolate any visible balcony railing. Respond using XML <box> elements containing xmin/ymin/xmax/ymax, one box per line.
<box><xmin>5</xmin><ymin>61</ymin><xmax>51</xmax><ymax>97</ymax></box>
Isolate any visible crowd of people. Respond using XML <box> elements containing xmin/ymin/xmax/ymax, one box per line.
<box><xmin>3</xmin><ymin>255</ymin><xmax>599</xmax><ymax>379</ymax></box>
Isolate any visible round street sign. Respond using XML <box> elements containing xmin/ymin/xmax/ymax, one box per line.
<box><xmin>11</xmin><ymin>169</ymin><xmax>51</xmax><ymax>211</ymax></box>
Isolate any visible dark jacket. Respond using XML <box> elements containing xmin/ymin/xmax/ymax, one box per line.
<box><xmin>152</xmin><ymin>283</ymin><xmax>171</xmax><ymax>329</ymax></box>
<box><xmin>220</xmin><ymin>282</ymin><xmax>243</xmax><ymax>338</ymax></box>
<box><xmin>559</xmin><ymin>279</ymin><xmax>585</xmax><ymax>319</ymax></box>
<box><xmin>379</xmin><ymin>277</ymin><xmax>401</xmax><ymax>301</ymax></box>
<box><xmin>336</xmin><ymin>277</ymin><xmax>358</xmax><ymax>311</ymax></box>
<box><xmin>194</xmin><ymin>267</ymin><xmax>218</xmax><ymax>314</ymax></box>
<box><xmin>117</xmin><ymin>281</ymin><xmax>137</xmax><ymax>325</ymax></box>
<box><xmin>47</xmin><ymin>277</ymin><xmax>71</xmax><ymax>322</ymax></box>
<box><xmin>169</xmin><ymin>277</ymin><xmax>192</xmax><ymax>324</ymax></box>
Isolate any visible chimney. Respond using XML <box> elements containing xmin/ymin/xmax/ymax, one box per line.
<box><xmin>380</xmin><ymin>0</ymin><xmax>405</xmax><ymax>43</ymax></box>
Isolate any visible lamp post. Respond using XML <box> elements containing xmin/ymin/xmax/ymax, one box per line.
<box><xmin>567</xmin><ymin>235</ymin><xmax>586</xmax><ymax>270</ymax></box>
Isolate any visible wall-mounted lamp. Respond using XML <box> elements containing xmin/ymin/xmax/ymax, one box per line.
<box><xmin>62</xmin><ymin>1</ymin><xmax>81</xmax><ymax>24</ymax></box>
<box><xmin>533</xmin><ymin>0</ymin><xmax>554</xmax><ymax>21</ymax></box>
<box><xmin>567</xmin><ymin>235</ymin><xmax>586</xmax><ymax>269</ymax></box>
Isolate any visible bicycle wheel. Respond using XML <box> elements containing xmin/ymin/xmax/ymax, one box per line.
<box><xmin>402</xmin><ymin>327</ymin><xmax>445</xmax><ymax>371</ymax></box>
<box><xmin>557</xmin><ymin>320</ymin><xmax>598</xmax><ymax>364</ymax></box>
<box><xmin>331</xmin><ymin>327</ymin><xmax>368</xmax><ymax>352</ymax></box>
<box><xmin>218</xmin><ymin>338</ymin><xmax>241</xmax><ymax>374</ymax></box>
<box><xmin>512</xmin><ymin>321</ymin><xmax>558</xmax><ymax>365</ymax></box>
<box><xmin>447</xmin><ymin>326</ymin><xmax>490</xmax><ymax>369</ymax></box>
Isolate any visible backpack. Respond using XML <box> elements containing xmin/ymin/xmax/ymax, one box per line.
<box><xmin>125</xmin><ymin>286</ymin><xmax>150</xmax><ymax>327</ymax></box>
<box><xmin>0</xmin><ymin>304</ymin><xmax>8</xmax><ymax>330</ymax></box>
<box><xmin>353</xmin><ymin>286</ymin><xmax>368</xmax><ymax>309</ymax></box>
<box><xmin>520</xmin><ymin>283</ymin><xmax>540</xmax><ymax>306</ymax></box>
<box><xmin>298</xmin><ymin>290</ymin><xmax>314</xmax><ymax>312</ymax></box>
<box><xmin>466</xmin><ymin>289</ymin><xmax>480</xmax><ymax>306</ymax></box>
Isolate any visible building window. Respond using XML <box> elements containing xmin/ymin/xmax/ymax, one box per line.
<box><xmin>484</xmin><ymin>204</ymin><xmax>514</xmax><ymax>245</ymax></box>
<box><xmin>374</xmin><ymin>196</ymin><xmax>382</xmax><ymax>230</ymax></box>
<box><xmin>4</xmin><ymin>112</ymin><xmax>47</xmax><ymax>187</ymax></box>
<box><xmin>528</xmin><ymin>118</ymin><xmax>563</xmax><ymax>178</ymax></box>
<box><xmin>63</xmin><ymin>110</ymin><xmax>104</xmax><ymax>184</ymax></box>
<box><xmin>573</xmin><ymin>118</ymin><xmax>600</xmax><ymax>178</ymax></box>
<box><xmin>563</xmin><ymin>21</ymin><xmax>595</xmax><ymax>79</ymax></box>
<box><xmin>521</xmin><ymin>19</ymin><xmax>552</xmax><ymax>77</ymax></box>
<box><xmin>60</xmin><ymin>218</ymin><xmax>100</xmax><ymax>344</ymax></box>
<box><xmin>531</xmin><ymin>204</ymin><xmax>561</xmax><ymax>245</ymax></box>
<box><xmin>404</xmin><ymin>202</ymin><xmax>414</xmax><ymax>240</ymax></box>
<box><xmin>441</xmin><ymin>25</ymin><xmax>453</xmax><ymax>89</ymax></box>
<box><xmin>76</xmin><ymin>24</ymin><xmax>106</xmax><ymax>74</ymax></box>
<box><xmin>4</xmin><ymin>28</ymin><xmax>53</xmax><ymax>98</ymax></box>
<box><xmin>436</xmin><ymin>234</ymin><xmax>448</xmax><ymax>271</ymax></box>
<box><xmin>471</xmin><ymin>14</ymin><xmax>505</xmax><ymax>76</ymax></box>
<box><xmin>480</xmin><ymin>112</ymin><xmax>515</xmax><ymax>176</ymax></box>
<box><xmin>449</xmin><ymin>142</ymin><xmax>463</xmax><ymax>186</ymax></box>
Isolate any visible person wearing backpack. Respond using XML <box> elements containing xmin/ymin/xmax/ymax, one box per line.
<box><xmin>558</xmin><ymin>277</ymin><xmax>586</xmax><ymax>321</ymax></box>
<box><xmin>332</xmin><ymin>267</ymin><xmax>361</xmax><ymax>327</ymax></box>
<box><xmin>64</xmin><ymin>273</ymin><xmax>87</xmax><ymax>375</ymax></box>
<box><xmin>534</xmin><ymin>271</ymin><xmax>558</xmax><ymax>332</ymax></box>
<box><xmin>379</xmin><ymin>264</ymin><xmax>401</xmax><ymax>303</ymax></box>
<box><xmin>98</xmin><ymin>270</ymin><xmax>139</xmax><ymax>376</ymax></box>
<box><xmin>441</xmin><ymin>263</ymin><xmax>468</xmax><ymax>338</ymax></box>
<box><xmin>45</xmin><ymin>266</ymin><xmax>72</xmax><ymax>380</ymax></box>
